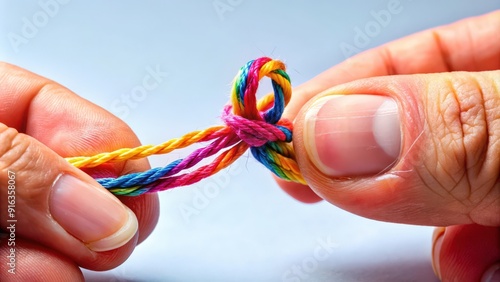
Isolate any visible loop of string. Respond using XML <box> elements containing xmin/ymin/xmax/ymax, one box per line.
<box><xmin>66</xmin><ymin>57</ymin><xmax>306</xmax><ymax>196</ymax></box>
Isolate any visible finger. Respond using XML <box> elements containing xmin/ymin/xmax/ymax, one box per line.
<box><xmin>83</xmin><ymin>167</ymin><xmax>159</xmax><ymax>245</ymax></box>
<box><xmin>432</xmin><ymin>225</ymin><xmax>500</xmax><ymax>281</ymax></box>
<box><xmin>117</xmin><ymin>194</ymin><xmax>159</xmax><ymax>244</ymax></box>
<box><xmin>276</xmin><ymin>11</ymin><xmax>500</xmax><ymax>202</ymax></box>
<box><xmin>273</xmin><ymin>175</ymin><xmax>322</xmax><ymax>203</ymax></box>
<box><xmin>284</xmin><ymin>10</ymin><xmax>500</xmax><ymax>120</ymax></box>
<box><xmin>0</xmin><ymin>124</ymin><xmax>140</xmax><ymax>269</ymax></box>
<box><xmin>293</xmin><ymin>71</ymin><xmax>500</xmax><ymax>226</ymax></box>
<box><xmin>0</xmin><ymin>62</ymin><xmax>158</xmax><ymax>268</ymax></box>
<box><xmin>0</xmin><ymin>235</ymin><xmax>84</xmax><ymax>282</ymax></box>
<box><xmin>1</xmin><ymin>61</ymin><xmax>159</xmax><ymax>245</ymax></box>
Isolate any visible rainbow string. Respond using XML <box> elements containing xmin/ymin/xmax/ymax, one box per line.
<box><xmin>66</xmin><ymin>57</ymin><xmax>306</xmax><ymax>196</ymax></box>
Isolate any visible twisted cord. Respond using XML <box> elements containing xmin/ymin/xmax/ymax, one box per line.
<box><xmin>68</xmin><ymin>126</ymin><xmax>230</xmax><ymax>168</ymax></box>
<box><xmin>66</xmin><ymin>57</ymin><xmax>306</xmax><ymax>195</ymax></box>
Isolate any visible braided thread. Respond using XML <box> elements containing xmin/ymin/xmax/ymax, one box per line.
<box><xmin>66</xmin><ymin>57</ymin><xmax>306</xmax><ymax>195</ymax></box>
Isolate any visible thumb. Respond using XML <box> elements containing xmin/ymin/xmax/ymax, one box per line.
<box><xmin>293</xmin><ymin>71</ymin><xmax>500</xmax><ymax>226</ymax></box>
<box><xmin>0</xmin><ymin>124</ymin><xmax>138</xmax><ymax>262</ymax></box>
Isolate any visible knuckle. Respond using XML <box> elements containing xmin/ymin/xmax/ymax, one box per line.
<box><xmin>426</xmin><ymin>72</ymin><xmax>500</xmax><ymax>223</ymax></box>
<box><xmin>0</xmin><ymin>124</ymin><xmax>48</xmax><ymax>202</ymax></box>
<box><xmin>0</xmin><ymin>124</ymin><xmax>28</xmax><ymax>173</ymax></box>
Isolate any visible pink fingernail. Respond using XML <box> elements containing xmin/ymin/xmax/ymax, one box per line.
<box><xmin>304</xmin><ymin>95</ymin><xmax>401</xmax><ymax>177</ymax></box>
<box><xmin>50</xmin><ymin>174</ymin><xmax>138</xmax><ymax>252</ymax></box>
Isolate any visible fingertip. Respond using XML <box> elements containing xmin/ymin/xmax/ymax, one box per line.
<box><xmin>435</xmin><ymin>224</ymin><xmax>500</xmax><ymax>282</ymax></box>
<box><xmin>290</xmin><ymin>72</ymin><xmax>500</xmax><ymax>226</ymax></box>
<box><xmin>50</xmin><ymin>173</ymin><xmax>138</xmax><ymax>252</ymax></box>
<box><xmin>81</xmin><ymin>231</ymin><xmax>139</xmax><ymax>271</ymax></box>
<box><xmin>118</xmin><ymin>193</ymin><xmax>160</xmax><ymax>244</ymax></box>
<box><xmin>83</xmin><ymin>163</ymin><xmax>160</xmax><ymax>245</ymax></box>
<box><xmin>274</xmin><ymin>176</ymin><xmax>323</xmax><ymax>204</ymax></box>
<box><xmin>85</xmin><ymin>208</ymin><xmax>139</xmax><ymax>252</ymax></box>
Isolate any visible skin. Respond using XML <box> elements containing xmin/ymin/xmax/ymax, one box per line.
<box><xmin>0</xmin><ymin>10</ymin><xmax>498</xmax><ymax>282</ymax></box>
<box><xmin>0</xmin><ymin>63</ymin><xmax>159</xmax><ymax>281</ymax></box>
<box><xmin>276</xmin><ymin>11</ymin><xmax>500</xmax><ymax>282</ymax></box>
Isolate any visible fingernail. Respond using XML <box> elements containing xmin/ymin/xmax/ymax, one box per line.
<box><xmin>304</xmin><ymin>95</ymin><xmax>401</xmax><ymax>177</ymax></box>
<box><xmin>432</xmin><ymin>227</ymin><xmax>445</xmax><ymax>280</ymax></box>
<box><xmin>50</xmin><ymin>174</ymin><xmax>138</xmax><ymax>252</ymax></box>
<box><xmin>482</xmin><ymin>263</ymin><xmax>500</xmax><ymax>282</ymax></box>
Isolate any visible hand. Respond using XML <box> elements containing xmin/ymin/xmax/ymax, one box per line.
<box><xmin>0</xmin><ymin>63</ymin><xmax>160</xmax><ymax>281</ymax></box>
<box><xmin>278</xmin><ymin>11</ymin><xmax>500</xmax><ymax>281</ymax></box>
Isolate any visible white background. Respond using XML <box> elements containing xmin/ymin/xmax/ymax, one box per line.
<box><xmin>1</xmin><ymin>1</ymin><xmax>499</xmax><ymax>281</ymax></box>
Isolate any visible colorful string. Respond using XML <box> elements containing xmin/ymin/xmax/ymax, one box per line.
<box><xmin>66</xmin><ymin>57</ymin><xmax>306</xmax><ymax>196</ymax></box>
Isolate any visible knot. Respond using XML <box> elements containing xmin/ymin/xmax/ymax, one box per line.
<box><xmin>223</xmin><ymin>57</ymin><xmax>293</xmax><ymax>148</ymax></box>
<box><xmin>69</xmin><ymin>57</ymin><xmax>305</xmax><ymax>197</ymax></box>
<box><xmin>222</xmin><ymin>105</ymin><xmax>292</xmax><ymax>147</ymax></box>
<box><xmin>219</xmin><ymin>57</ymin><xmax>304</xmax><ymax>184</ymax></box>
